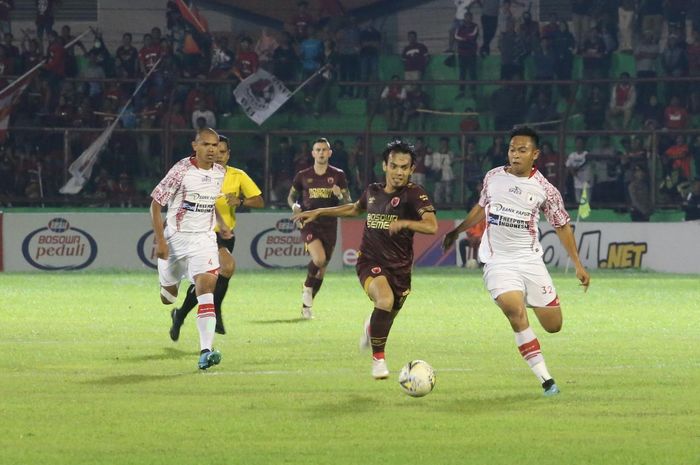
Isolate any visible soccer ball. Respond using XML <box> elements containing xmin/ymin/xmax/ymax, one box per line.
<box><xmin>466</xmin><ymin>258</ymin><xmax>479</xmax><ymax>269</ymax></box>
<box><xmin>398</xmin><ymin>360</ymin><xmax>436</xmax><ymax>397</ymax></box>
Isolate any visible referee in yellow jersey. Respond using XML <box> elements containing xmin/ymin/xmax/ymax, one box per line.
<box><xmin>170</xmin><ymin>135</ymin><xmax>265</xmax><ymax>340</ymax></box>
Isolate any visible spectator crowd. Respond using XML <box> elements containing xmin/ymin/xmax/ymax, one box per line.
<box><xmin>0</xmin><ymin>0</ymin><xmax>698</xmax><ymax>220</ymax></box>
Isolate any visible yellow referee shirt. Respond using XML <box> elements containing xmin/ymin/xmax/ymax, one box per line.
<box><xmin>215</xmin><ymin>166</ymin><xmax>262</xmax><ymax>231</ymax></box>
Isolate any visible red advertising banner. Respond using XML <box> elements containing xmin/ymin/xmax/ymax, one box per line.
<box><xmin>340</xmin><ymin>219</ymin><xmax>456</xmax><ymax>267</ymax></box>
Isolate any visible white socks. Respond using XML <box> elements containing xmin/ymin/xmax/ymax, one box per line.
<box><xmin>302</xmin><ymin>286</ymin><xmax>313</xmax><ymax>308</ymax></box>
<box><xmin>196</xmin><ymin>293</ymin><xmax>216</xmax><ymax>352</ymax></box>
<box><xmin>515</xmin><ymin>327</ymin><xmax>552</xmax><ymax>383</ymax></box>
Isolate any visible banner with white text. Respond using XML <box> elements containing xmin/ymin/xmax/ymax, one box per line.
<box><xmin>1</xmin><ymin>212</ymin><xmax>698</xmax><ymax>273</ymax></box>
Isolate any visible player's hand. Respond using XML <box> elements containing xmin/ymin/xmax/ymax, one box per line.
<box><xmin>219</xmin><ymin>224</ymin><xmax>234</xmax><ymax>239</ymax></box>
<box><xmin>575</xmin><ymin>266</ymin><xmax>590</xmax><ymax>292</ymax></box>
<box><xmin>225</xmin><ymin>193</ymin><xmax>242</xmax><ymax>207</ymax></box>
<box><xmin>291</xmin><ymin>202</ymin><xmax>302</xmax><ymax>214</ymax></box>
<box><xmin>388</xmin><ymin>220</ymin><xmax>406</xmax><ymax>235</ymax></box>
<box><xmin>331</xmin><ymin>184</ymin><xmax>342</xmax><ymax>198</ymax></box>
<box><xmin>155</xmin><ymin>240</ymin><xmax>169</xmax><ymax>260</ymax></box>
<box><xmin>292</xmin><ymin>210</ymin><xmax>318</xmax><ymax>227</ymax></box>
<box><xmin>442</xmin><ymin>230</ymin><xmax>458</xmax><ymax>251</ymax></box>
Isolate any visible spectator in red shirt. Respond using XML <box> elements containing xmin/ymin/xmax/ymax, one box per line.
<box><xmin>380</xmin><ymin>74</ymin><xmax>406</xmax><ymax>131</ymax></box>
<box><xmin>607</xmin><ymin>72</ymin><xmax>636</xmax><ymax>129</ymax></box>
<box><xmin>454</xmin><ymin>11</ymin><xmax>479</xmax><ymax>98</ymax></box>
<box><xmin>664</xmin><ymin>134</ymin><xmax>692</xmax><ymax>179</ymax></box>
<box><xmin>664</xmin><ymin>95</ymin><xmax>689</xmax><ymax>129</ymax></box>
<box><xmin>184</xmin><ymin>83</ymin><xmax>214</xmax><ymax>116</ymax></box>
<box><xmin>42</xmin><ymin>30</ymin><xmax>65</xmax><ymax>113</ymax></box>
<box><xmin>459</xmin><ymin>107</ymin><xmax>480</xmax><ymax>133</ymax></box>
<box><xmin>401</xmin><ymin>31</ymin><xmax>429</xmax><ymax>89</ymax></box>
<box><xmin>139</xmin><ymin>33</ymin><xmax>162</xmax><ymax>75</ymax></box>
<box><xmin>538</xmin><ymin>140</ymin><xmax>560</xmax><ymax>186</ymax></box>
<box><xmin>233</xmin><ymin>36</ymin><xmax>258</xmax><ymax>81</ymax></box>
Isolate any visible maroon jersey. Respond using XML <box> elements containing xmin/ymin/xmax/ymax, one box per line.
<box><xmin>357</xmin><ymin>182</ymin><xmax>435</xmax><ymax>270</ymax></box>
<box><xmin>293</xmin><ymin>165</ymin><xmax>348</xmax><ymax>228</ymax></box>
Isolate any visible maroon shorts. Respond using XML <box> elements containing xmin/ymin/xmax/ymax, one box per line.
<box><xmin>301</xmin><ymin>221</ymin><xmax>337</xmax><ymax>260</ymax></box>
<box><xmin>356</xmin><ymin>255</ymin><xmax>412</xmax><ymax>311</ymax></box>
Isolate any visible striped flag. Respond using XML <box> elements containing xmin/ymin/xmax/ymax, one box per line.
<box><xmin>0</xmin><ymin>67</ymin><xmax>40</xmax><ymax>143</ymax></box>
<box><xmin>175</xmin><ymin>0</ymin><xmax>208</xmax><ymax>33</ymax></box>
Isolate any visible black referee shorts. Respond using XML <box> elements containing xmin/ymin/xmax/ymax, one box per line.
<box><xmin>216</xmin><ymin>232</ymin><xmax>235</xmax><ymax>253</ymax></box>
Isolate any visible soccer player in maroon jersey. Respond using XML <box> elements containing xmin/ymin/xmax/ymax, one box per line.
<box><xmin>287</xmin><ymin>138</ymin><xmax>352</xmax><ymax>319</ymax></box>
<box><xmin>293</xmin><ymin>140</ymin><xmax>438</xmax><ymax>379</ymax></box>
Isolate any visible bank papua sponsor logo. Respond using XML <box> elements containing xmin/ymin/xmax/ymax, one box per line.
<box><xmin>250</xmin><ymin>218</ymin><xmax>309</xmax><ymax>268</ymax></box>
<box><xmin>137</xmin><ymin>230</ymin><xmax>158</xmax><ymax>269</ymax></box>
<box><xmin>21</xmin><ymin>218</ymin><xmax>98</xmax><ymax>270</ymax></box>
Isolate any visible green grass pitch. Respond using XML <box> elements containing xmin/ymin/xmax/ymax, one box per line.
<box><xmin>0</xmin><ymin>269</ymin><xmax>698</xmax><ymax>465</ymax></box>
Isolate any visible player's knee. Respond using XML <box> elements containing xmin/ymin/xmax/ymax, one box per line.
<box><xmin>311</xmin><ymin>256</ymin><xmax>326</xmax><ymax>269</ymax></box>
<box><xmin>160</xmin><ymin>287</ymin><xmax>177</xmax><ymax>304</ymax></box>
<box><xmin>374</xmin><ymin>294</ymin><xmax>394</xmax><ymax>311</ymax></box>
<box><xmin>545</xmin><ymin>320</ymin><xmax>563</xmax><ymax>333</ymax></box>
<box><xmin>220</xmin><ymin>260</ymin><xmax>234</xmax><ymax>277</ymax></box>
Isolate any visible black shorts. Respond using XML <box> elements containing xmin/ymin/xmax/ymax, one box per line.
<box><xmin>301</xmin><ymin>222</ymin><xmax>337</xmax><ymax>260</ymax></box>
<box><xmin>356</xmin><ymin>255</ymin><xmax>411</xmax><ymax>311</ymax></box>
<box><xmin>216</xmin><ymin>232</ymin><xmax>235</xmax><ymax>252</ymax></box>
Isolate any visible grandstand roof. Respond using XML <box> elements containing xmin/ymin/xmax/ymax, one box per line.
<box><xmin>202</xmin><ymin>0</ymin><xmax>431</xmax><ymax>27</ymax></box>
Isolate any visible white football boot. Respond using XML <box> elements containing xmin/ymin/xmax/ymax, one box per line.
<box><xmin>372</xmin><ymin>357</ymin><xmax>389</xmax><ymax>380</ymax></box>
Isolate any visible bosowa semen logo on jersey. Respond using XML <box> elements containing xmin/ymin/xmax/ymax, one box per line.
<box><xmin>250</xmin><ymin>218</ymin><xmax>309</xmax><ymax>268</ymax></box>
<box><xmin>137</xmin><ymin>230</ymin><xmax>158</xmax><ymax>269</ymax></box>
<box><xmin>21</xmin><ymin>218</ymin><xmax>98</xmax><ymax>270</ymax></box>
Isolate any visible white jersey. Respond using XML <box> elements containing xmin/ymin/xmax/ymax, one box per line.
<box><xmin>151</xmin><ymin>156</ymin><xmax>225</xmax><ymax>233</ymax></box>
<box><xmin>478</xmin><ymin>166</ymin><xmax>570</xmax><ymax>264</ymax></box>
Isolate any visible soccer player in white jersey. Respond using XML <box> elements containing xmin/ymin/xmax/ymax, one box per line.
<box><xmin>442</xmin><ymin>125</ymin><xmax>590</xmax><ymax>396</ymax></box>
<box><xmin>150</xmin><ymin>128</ymin><xmax>231</xmax><ymax>370</ymax></box>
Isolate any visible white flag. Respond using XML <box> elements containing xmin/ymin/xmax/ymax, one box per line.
<box><xmin>59</xmin><ymin>120</ymin><xmax>119</xmax><ymax>194</ymax></box>
<box><xmin>60</xmin><ymin>57</ymin><xmax>162</xmax><ymax>195</ymax></box>
<box><xmin>233</xmin><ymin>69</ymin><xmax>292</xmax><ymax>125</ymax></box>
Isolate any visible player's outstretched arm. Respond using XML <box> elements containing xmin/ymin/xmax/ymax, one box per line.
<box><xmin>555</xmin><ymin>223</ymin><xmax>591</xmax><ymax>291</ymax></box>
<box><xmin>150</xmin><ymin>200</ymin><xmax>169</xmax><ymax>259</ymax></box>
<box><xmin>227</xmin><ymin>195</ymin><xmax>265</xmax><ymax>208</ymax></box>
<box><xmin>292</xmin><ymin>202</ymin><xmax>363</xmax><ymax>226</ymax></box>
<box><xmin>442</xmin><ymin>204</ymin><xmax>485</xmax><ymax>251</ymax></box>
<box><xmin>287</xmin><ymin>187</ymin><xmax>300</xmax><ymax>212</ymax></box>
<box><xmin>388</xmin><ymin>211</ymin><xmax>438</xmax><ymax>235</ymax></box>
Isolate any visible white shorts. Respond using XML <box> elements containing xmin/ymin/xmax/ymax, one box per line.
<box><xmin>158</xmin><ymin>229</ymin><xmax>219</xmax><ymax>287</ymax></box>
<box><xmin>483</xmin><ymin>260</ymin><xmax>559</xmax><ymax>308</ymax></box>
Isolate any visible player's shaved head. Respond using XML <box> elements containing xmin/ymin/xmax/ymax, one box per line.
<box><xmin>195</xmin><ymin>127</ymin><xmax>219</xmax><ymax>143</ymax></box>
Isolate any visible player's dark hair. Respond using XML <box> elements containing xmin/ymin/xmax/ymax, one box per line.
<box><xmin>313</xmin><ymin>137</ymin><xmax>331</xmax><ymax>147</ymax></box>
<box><xmin>509</xmin><ymin>125</ymin><xmax>540</xmax><ymax>148</ymax></box>
<box><xmin>219</xmin><ymin>135</ymin><xmax>229</xmax><ymax>147</ymax></box>
<box><xmin>382</xmin><ymin>139</ymin><xmax>416</xmax><ymax>165</ymax></box>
